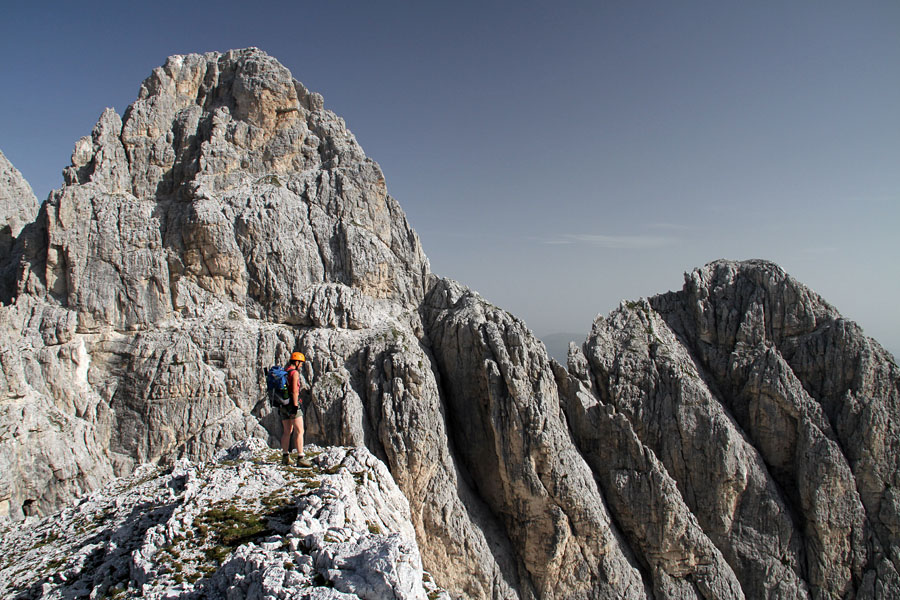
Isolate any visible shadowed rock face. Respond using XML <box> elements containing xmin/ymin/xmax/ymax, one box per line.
<box><xmin>2</xmin><ymin>50</ymin><xmax>899</xmax><ymax>600</ymax></box>
<box><xmin>646</xmin><ymin>260</ymin><xmax>900</xmax><ymax>598</ymax></box>
<box><xmin>422</xmin><ymin>277</ymin><xmax>649</xmax><ymax>600</ymax></box>
<box><xmin>556</xmin><ymin>259</ymin><xmax>900</xmax><ymax>600</ymax></box>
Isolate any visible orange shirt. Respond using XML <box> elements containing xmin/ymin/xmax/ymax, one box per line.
<box><xmin>287</xmin><ymin>366</ymin><xmax>302</xmax><ymax>406</ymax></box>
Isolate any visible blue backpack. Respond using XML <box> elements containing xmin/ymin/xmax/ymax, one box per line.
<box><xmin>265</xmin><ymin>366</ymin><xmax>290</xmax><ymax>407</ymax></box>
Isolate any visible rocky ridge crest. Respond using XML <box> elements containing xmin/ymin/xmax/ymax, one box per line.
<box><xmin>1</xmin><ymin>49</ymin><xmax>898</xmax><ymax>600</ymax></box>
<box><xmin>0</xmin><ymin>440</ymin><xmax>448</xmax><ymax>600</ymax></box>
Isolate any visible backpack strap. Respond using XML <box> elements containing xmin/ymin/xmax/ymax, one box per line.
<box><xmin>285</xmin><ymin>365</ymin><xmax>300</xmax><ymax>402</ymax></box>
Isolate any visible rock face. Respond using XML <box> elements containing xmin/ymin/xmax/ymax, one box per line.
<box><xmin>0</xmin><ymin>149</ymin><xmax>40</xmax><ymax>296</ymax></box>
<box><xmin>1</xmin><ymin>47</ymin><xmax>428</xmax><ymax>513</ymax></box>
<box><xmin>423</xmin><ymin>278</ymin><xmax>649</xmax><ymax>599</ymax></box>
<box><xmin>0</xmin><ymin>149</ymin><xmax>39</xmax><ymax>244</ymax></box>
<box><xmin>557</xmin><ymin>259</ymin><xmax>900</xmax><ymax>600</ymax></box>
<box><xmin>25</xmin><ymin>49</ymin><xmax>427</xmax><ymax>331</ymax></box>
<box><xmin>647</xmin><ymin>260</ymin><xmax>900</xmax><ymax>598</ymax></box>
<box><xmin>0</xmin><ymin>440</ymin><xmax>449</xmax><ymax>600</ymax></box>
<box><xmin>2</xmin><ymin>49</ymin><xmax>899</xmax><ymax>600</ymax></box>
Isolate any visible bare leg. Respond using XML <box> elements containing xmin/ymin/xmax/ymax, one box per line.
<box><xmin>281</xmin><ymin>419</ymin><xmax>295</xmax><ymax>454</ymax></box>
<box><xmin>297</xmin><ymin>416</ymin><xmax>305</xmax><ymax>454</ymax></box>
<box><xmin>294</xmin><ymin>416</ymin><xmax>311</xmax><ymax>467</ymax></box>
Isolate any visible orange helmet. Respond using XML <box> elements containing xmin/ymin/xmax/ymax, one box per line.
<box><xmin>290</xmin><ymin>352</ymin><xmax>306</xmax><ymax>362</ymax></box>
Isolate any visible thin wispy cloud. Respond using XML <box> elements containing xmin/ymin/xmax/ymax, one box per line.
<box><xmin>647</xmin><ymin>222</ymin><xmax>693</xmax><ymax>232</ymax></box>
<box><xmin>800</xmin><ymin>246</ymin><xmax>838</xmax><ymax>256</ymax></box>
<box><xmin>544</xmin><ymin>233</ymin><xmax>679</xmax><ymax>249</ymax></box>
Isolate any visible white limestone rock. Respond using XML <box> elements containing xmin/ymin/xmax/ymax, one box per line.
<box><xmin>0</xmin><ymin>149</ymin><xmax>39</xmax><ymax>242</ymax></box>
<box><xmin>0</xmin><ymin>47</ymin><xmax>429</xmax><ymax>522</ymax></box>
<box><xmin>0</xmin><ymin>440</ymin><xmax>445</xmax><ymax>600</ymax></box>
<box><xmin>19</xmin><ymin>48</ymin><xmax>428</xmax><ymax>333</ymax></box>
<box><xmin>0</xmin><ymin>148</ymin><xmax>41</xmax><ymax>297</ymax></box>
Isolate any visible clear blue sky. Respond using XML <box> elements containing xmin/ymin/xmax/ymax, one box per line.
<box><xmin>2</xmin><ymin>1</ymin><xmax>898</xmax><ymax>357</ymax></box>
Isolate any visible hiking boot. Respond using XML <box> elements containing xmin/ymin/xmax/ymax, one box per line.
<box><xmin>281</xmin><ymin>453</ymin><xmax>290</xmax><ymax>466</ymax></box>
<box><xmin>296</xmin><ymin>455</ymin><xmax>313</xmax><ymax>468</ymax></box>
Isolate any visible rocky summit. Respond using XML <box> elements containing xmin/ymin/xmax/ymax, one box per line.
<box><xmin>1</xmin><ymin>48</ymin><xmax>898</xmax><ymax>599</ymax></box>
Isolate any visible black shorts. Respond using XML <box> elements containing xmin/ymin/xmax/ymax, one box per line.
<box><xmin>278</xmin><ymin>403</ymin><xmax>304</xmax><ymax>420</ymax></box>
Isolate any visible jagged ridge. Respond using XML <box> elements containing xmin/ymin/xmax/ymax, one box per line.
<box><xmin>1</xmin><ymin>49</ymin><xmax>898</xmax><ymax>600</ymax></box>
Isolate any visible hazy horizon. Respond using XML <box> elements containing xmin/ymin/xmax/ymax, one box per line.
<box><xmin>2</xmin><ymin>1</ymin><xmax>897</xmax><ymax>358</ymax></box>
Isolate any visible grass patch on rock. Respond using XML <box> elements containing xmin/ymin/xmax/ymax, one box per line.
<box><xmin>198</xmin><ymin>504</ymin><xmax>269</xmax><ymax>548</ymax></box>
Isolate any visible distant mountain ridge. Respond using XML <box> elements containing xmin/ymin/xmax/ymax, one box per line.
<box><xmin>537</xmin><ymin>331</ymin><xmax>584</xmax><ymax>364</ymax></box>
<box><xmin>1</xmin><ymin>48</ymin><xmax>898</xmax><ymax>599</ymax></box>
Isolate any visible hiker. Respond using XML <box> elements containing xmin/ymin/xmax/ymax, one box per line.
<box><xmin>281</xmin><ymin>351</ymin><xmax>312</xmax><ymax>467</ymax></box>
